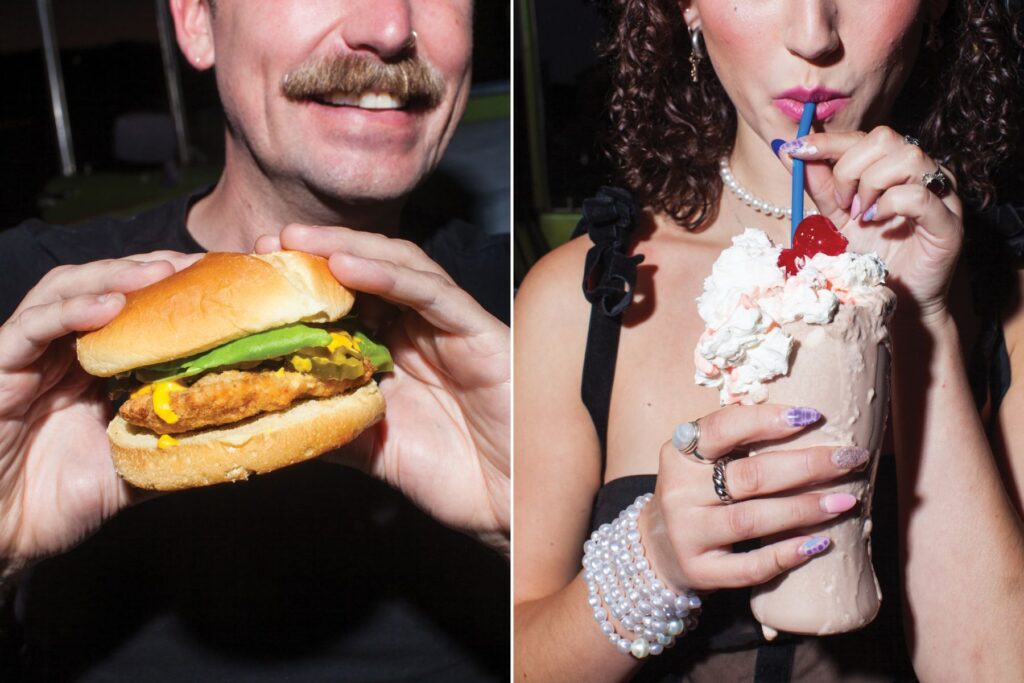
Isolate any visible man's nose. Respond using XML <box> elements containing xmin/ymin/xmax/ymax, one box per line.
<box><xmin>341</xmin><ymin>0</ymin><xmax>416</xmax><ymax>60</ymax></box>
<box><xmin>783</xmin><ymin>0</ymin><xmax>842</xmax><ymax>63</ymax></box>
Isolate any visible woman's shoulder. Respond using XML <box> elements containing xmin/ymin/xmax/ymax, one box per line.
<box><xmin>516</xmin><ymin>235</ymin><xmax>593</xmax><ymax>351</ymax></box>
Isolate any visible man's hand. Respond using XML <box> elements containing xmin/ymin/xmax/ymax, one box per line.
<box><xmin>256</xmin><ymin>225</ymin><xmax>510</xmax><ymax>555</ymax></box>
<box><xmin>0</xmin><ymin>253</ymin><xmax>201</xmax><ymax>570</ymax></box>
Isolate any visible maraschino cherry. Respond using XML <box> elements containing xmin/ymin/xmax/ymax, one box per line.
<box><xmin>777</xmin><ymin>215</ymin><xmax>848</xmax><ymax>275</ymax></box>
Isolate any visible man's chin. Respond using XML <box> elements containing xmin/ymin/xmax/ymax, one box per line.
<box><xmin>302</xmin><ymin>167</ymin><xmax>424</xmax><ymax>212</ymax></box>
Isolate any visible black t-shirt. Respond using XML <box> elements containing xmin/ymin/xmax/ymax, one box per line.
<box><xmin>0</xmin><ymin>190</ymin><xmax>510</xmax><ymax>682</ymax></box>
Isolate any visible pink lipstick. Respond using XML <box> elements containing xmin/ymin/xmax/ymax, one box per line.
<box><xmin>773</xmin><ymin>87</ymin><xmax>851</xmax><ymax>122</ymax></box>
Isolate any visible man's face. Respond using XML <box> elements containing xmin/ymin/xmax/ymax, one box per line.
<box><xmin>210</xmin><ymin>0</ymin><xmax>473</xmax><ymax>204</ymax></box>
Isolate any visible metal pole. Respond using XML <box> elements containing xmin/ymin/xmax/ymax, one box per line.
<box><xmin>517</xmin><ymin>0</ymin><xmax>550</xmax><ymax>211</ymax></box>
<box><xmin>35</xmin><ymin>0</ymin><xmax>76</xmax><ymax>177</ymax></box>
<box><xmin>155</xmin><ymin>0</ymin><xmax>191</xmax><ymax>165</ymax></box>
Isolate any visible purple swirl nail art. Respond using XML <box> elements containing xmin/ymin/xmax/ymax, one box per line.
<box><xmin>783</xmin><ymin>407</ymin><xmax>822</xmax><ymax>428</ymax></box>
<box><xmin>800</xmin><ymin>537</ymin><xmax>831</xmax><ymax>557</ymax></box>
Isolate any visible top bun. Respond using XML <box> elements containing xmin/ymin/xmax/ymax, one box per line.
<box><xmin>77</xmin><ymin>252</ymin><xmax>354</xmax><ymax>377</ymax></box>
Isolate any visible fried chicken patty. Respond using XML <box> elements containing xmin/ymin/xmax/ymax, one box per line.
<box><xmin>119</xmin><ymin>363</ymin><xmax>374</xmax><ymax>435</ymax></box>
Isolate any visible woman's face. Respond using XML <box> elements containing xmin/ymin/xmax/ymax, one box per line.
<box><xmin>689</xmin><ymin>0</ymin><xmax>930</xmax><ymax>138</ymax></box>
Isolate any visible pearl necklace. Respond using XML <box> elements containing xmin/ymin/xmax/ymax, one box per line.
<box><xmin>718</xmin><ymin>158</ymin><xmax>818</xmax><ymax>220</ymax></box>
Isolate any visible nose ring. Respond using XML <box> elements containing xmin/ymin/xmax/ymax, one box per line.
<box><xmin>405</xmin><ymin>30</ymin><xmax>418</xmax><ymax>50</ymax></box>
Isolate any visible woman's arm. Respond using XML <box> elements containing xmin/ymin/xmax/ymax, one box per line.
<box><xmin>513</xmin><ymin>237</ymin><xmax>864</xmax><ymax>681</ymax></box>
<box><xmin>513</xmin><ymin>239</ymin><xmax>644</xmax><ymax>682</ymax></box>
<box><xmin>892</xmin><ymin>303</ymin><xmax>1024</xmax><ymax>680</ymax></box>
<box><xmin>781</xmin><ymin>128</ymin><xmax>1024</xmax><ymax>678</ymax></box>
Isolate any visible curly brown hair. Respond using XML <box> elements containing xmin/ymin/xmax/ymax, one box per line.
<box><xmin>601</xmin><ymin>1</ymin><xmax>1024</xmax><ymax>229</ymax></box>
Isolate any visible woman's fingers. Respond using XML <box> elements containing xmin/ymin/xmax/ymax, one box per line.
<box><xmin>863</xmin><ymin>183</ymin><xmax>962</xmax><ymax>241</ymax></box>
<box><xmin>852</xmin><ymin>146</ymin><xmax>951</xmax><ymax>219</ymax></box>
<box><xmin>779</xmin><ymin>130</ymin><xmax>869</xmax><ymax>216</ymax></box>
<box><xmin>700</xmin><ymin>446</ymin><xmax>868</xmax><ymax>504</ymax></box>
<box><xmin>0</xmin><ymin>292</ymin><xmax>126</xmax><ymax>371</ymax></box>
<box><xmin>697</xmin><ymin>535</ymin><xmax>831</xmax><ymax>590</ymax></box>
<box><xmin>684</xmin><ymin>405</ymin><xmax>822</xmax><ymax>461</ymax></box>
<box><xmin>698</xmin><ymin>490</ymin><xmax>857</xmax><ymax>548</ymax></box>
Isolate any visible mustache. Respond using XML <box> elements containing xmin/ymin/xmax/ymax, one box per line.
<box><xmin>281</xmin><ymin>54</ymin><xmax>445</xmax><ymax>109</ymax></box>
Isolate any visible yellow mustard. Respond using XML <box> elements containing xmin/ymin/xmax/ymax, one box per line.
<box><xmin>157</xmin><ymin>434</ymin><xmax>179</xmax><ymax>449</ymax></box>
<box><xmin>130</xmin><ymin>384</ymin><xmax>153</xmax><ymax>399</ymax></box>
<box><xmin>152</xmin><ymin>380</ymin><xmax>186</xmax><ymax>424</ymax></box>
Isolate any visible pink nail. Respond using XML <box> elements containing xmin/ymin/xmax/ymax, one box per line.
<box><xmin>821</xmin><ymin>493</ymin><xmax>857</xmax><ymax>513</ymax></box>
<box><xmin>850</xmin><ymin>195</ymin><xmax>862</xmax><ymax>219</ymax></box>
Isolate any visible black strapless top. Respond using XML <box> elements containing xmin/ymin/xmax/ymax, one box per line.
<box><xmin>574</xmin><ymin>188</ymin><xmax>1022</xmax><ymax>682</ymax></box>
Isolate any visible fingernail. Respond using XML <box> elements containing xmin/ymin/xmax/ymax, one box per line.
<box><xmin>850</xmin><ymin>195</ymin><xmax>862</xmax><ymax>219</ymax></box>
<box><xmin>778</xmin><ymin>138</ymin><xmax>817</xmax><ymax>155</ymax></box>
<box><xmin>832</xmin><ymin>447</ymin><xmax>869</xmax><ymax>469</ymax></box>
<box><xmin>771</xmin><ymin>138</ymin><xmax>786</xmax><ymax>158</ymax></box>
<box><xmin>821</xmin><ymin>493</ymin><xmax>858</xmax><ymax>514</ymax></box>
<box><xmin>783</xmin><ymin>407</ymin><xmax>822</xmax><ymax>428</ymax></box>
<box><xmin>799</xmin><ymin>536</ymin><xmax>831</xmax><ymax>557</ymax></box>
<box><xmin>863</xmin><ymin>202</ymin><xmax>878</xmax><ymax>221</ymax></box>
<box><xmin>97</xmin><ymin>292</ymin><xmax>123</xmax><ymax>304</ymax></box>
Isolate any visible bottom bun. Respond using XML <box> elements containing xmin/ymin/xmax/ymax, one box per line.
<box><xmin>108</xmin><ymin>381</ymin><xmax>385</xmax><ymax>490</ymax></box>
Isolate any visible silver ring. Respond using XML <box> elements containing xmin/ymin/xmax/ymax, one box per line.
<box><xmin>903</xmin><ymin>135</ymin><xmax>921</xmax><ymax>147</ymax></box>
<box><xmin>672</xmin><ymin>421</ymin><xmax>710</xmax><ymax>463</ymax></box>
<box><xmin>712</xmin><ymin>456</ymin><xmax>735</xmax><ymax>504</ymax></box>
<box><xmin>922</xmin><ymin>167</ymin><xmax>950</xmax><ymax>197</ymax></box>
<box><xmin>405</xmin><ymin>30</ymin><xmax>418</xmax><ymax>50</ymax></box>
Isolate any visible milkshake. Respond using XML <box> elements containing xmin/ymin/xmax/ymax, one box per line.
<box><xmin>694</xmin><ymin>223</ymin><xmax>895</xmax><ymax>636</ymax></box>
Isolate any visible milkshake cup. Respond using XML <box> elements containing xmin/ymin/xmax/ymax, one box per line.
<box><xmin>748</xmin><ymin>287</ymin><xmax>894</xmax><ymax>637</ymax></box>
<box><xmin>693</xmin><ymin>226</ymin><xmax>895</xmax><ymax>638</ymax></box>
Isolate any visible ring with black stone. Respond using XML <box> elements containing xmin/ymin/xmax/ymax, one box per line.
<box><xmin>922</xmin><ymin>167</ymin><xmax>951</xmax><ymax>197</ymax></box>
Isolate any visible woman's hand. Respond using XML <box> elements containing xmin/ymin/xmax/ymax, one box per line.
<box><xmin>781</xmin><ymin>126</ymin><xmax>964</xmax><ymax>325</ymax></box>
<box><xmin>0</xmin><ymin>253</ymin><xmax>201</xmax><ymax>569</ymax></box>
<box><xmin>641</xmin><ymin>404</ymin><xmax>865</xmax><ymax>592</ymax></box>
<box><xmin>255</xmin><ymin>225</ymin><xmax>510</xmax><ymax>554</ymax></box>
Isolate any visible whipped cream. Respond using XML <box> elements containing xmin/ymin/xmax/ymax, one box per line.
<box><xmin>695</xmin><ymin>228</ymin><xmax>887</xmax><ymax>405</ymax></box>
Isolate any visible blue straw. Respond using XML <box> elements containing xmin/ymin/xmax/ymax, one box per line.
<box><xmin>790</xmin><ymin>101</ymin><xmax>816</xmax><ymax>243</ymax></box>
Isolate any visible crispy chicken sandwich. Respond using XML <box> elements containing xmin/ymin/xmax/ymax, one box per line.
<box><xmin>76</xmin><ymin>251</ymin><xmax>390</xmax><ymax>491</ymax></box>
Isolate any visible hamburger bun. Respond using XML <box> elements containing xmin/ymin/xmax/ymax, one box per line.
<box><xmin>78</xmin><ymin>251</ymin><xmax>354</xmax><ymax>377</ymax></box>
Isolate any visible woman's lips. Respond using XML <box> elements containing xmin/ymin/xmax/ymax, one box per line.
<box><xmin>772</xmin><ymin>88</ymin><xmax>851</xmax><ymax>123</ymax></box>
<box><xmin>773</xmin><ymin>97</ymin><xmax>851</xmax><ymax>122</ymax></box>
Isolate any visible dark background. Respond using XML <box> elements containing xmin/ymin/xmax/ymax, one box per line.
<box><xmin>0</xmin><ymin>1</ymin><xmax>510</xmax><ymax>230</ymax></box>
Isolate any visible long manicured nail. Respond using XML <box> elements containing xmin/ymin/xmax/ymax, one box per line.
<box><xmin>783</xmin><ymin>407</ymin><xmax>822</xmax><ymax>428</ymax></box>
<box><xmin>778</xmin><ymin>138</ymin><xmax>817</xmax><ymax>155</ymax></box>
<box><xmin>821</xmin><ymin>493</ymin><xmax>858</xmax><ymax>513</ymax></box>
<box><xmin>850</xmin><ymin>195</ymin><xmax>862</xmax><ymax>219</ymax></box>
<box><xmin>832</xmin><ymin>447</ymin><xmax>869</xmax><ymax>469</ymax></box>
<box><xmin>799</xmin><ymin>536</ymin><xmax>831</xmax><ymax>557</ymax></box>
<box><xmin>771</xmin><ymin>139</ymin><xmax>786</xmax><ymax>158</ymax></box>
<box><xmin>862</xmin><ymin>202</ymin><xmax>878</xmax><ymax>221</ymax></box>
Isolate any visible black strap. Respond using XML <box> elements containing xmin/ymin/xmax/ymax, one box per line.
<box><xmin>753</xmin><ymin>640</ymin><xmax>796</xmax><ymax>682</ymax></box>
<box><xmin>575</xmin><ymin>188</ymin><xmax>643</xmax><ymax>480</ymax></box>
<box><xmin>581</xmin><ymin>303</ymin><xmax>625</xmax><ymax>475</ymax></box>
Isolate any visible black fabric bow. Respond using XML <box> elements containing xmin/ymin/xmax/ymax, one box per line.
<box><xmin>574</xmin><ymin>186</ymin><xmax>645</xmax><ymax>317</ymax></box>
<box><xmin>989</xmin><ymin>202</ymin><xmax>1024</xmax><ymax>260</ymax></box>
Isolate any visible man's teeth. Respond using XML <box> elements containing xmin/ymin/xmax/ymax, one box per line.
<box><xmin>321</xmin><ymin>92</ymin><xmax>404</xmax><ymax>109</ymax></box>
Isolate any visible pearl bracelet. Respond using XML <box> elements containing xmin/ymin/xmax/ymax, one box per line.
<box><xmin>582</xmin><ymin>493</ymin><xmax>702</xmax><ymax>659</ymax></box>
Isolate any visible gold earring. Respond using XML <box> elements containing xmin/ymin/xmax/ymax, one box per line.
<box><xmin>689</xmin><ymin>26</ymin><xmax>704</xmax><ymax>83</ymax></box>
